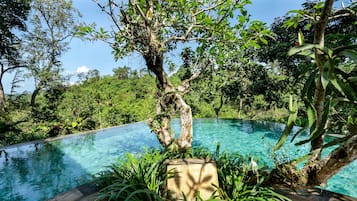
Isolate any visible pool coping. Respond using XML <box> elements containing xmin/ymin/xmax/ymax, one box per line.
<box><xmin>273</xmin><ymin>186</ymin><xmax>357</xmax><ymax>201</ymax></box>
<box><xmin>47</xmin><ymin>182</ymin><xmax>98</xmax><ymax>201</ymax></box>
<box><xmin>48</xmin><ymin>181</ymin><xmax>357</xmax><ymax>201</ymax></box>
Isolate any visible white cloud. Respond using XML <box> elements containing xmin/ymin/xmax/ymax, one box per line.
<box><xmin>76</xmin><ymin>65</ymin><xmax>90</xmax><ymax>74</ymax></box>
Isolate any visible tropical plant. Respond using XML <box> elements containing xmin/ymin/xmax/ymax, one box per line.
<box><xmin>273</xmin><ymin>0</ymin><xmax>357</xmax><ymax>187</ymax></box>
<box><xmin>95</xmin><ymin>150</ymin><xmax>168</xmax><ymax>201</ymax></box>
<box><xmin>96</xmin><ymin>147</ymin><xmax>290</xmax><ymax>201</ymax></box>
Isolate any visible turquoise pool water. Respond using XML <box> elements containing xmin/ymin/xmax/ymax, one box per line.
<box><xmin>0</xmin><ymin>119</ymin><xmax>356</xmax><ymax>200</ymax></box>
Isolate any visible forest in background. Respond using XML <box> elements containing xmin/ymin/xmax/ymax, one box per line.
<box><xmin>0</xmin><ymin>0</ymin><xmax>298</xmax><ymax>146</ymax></box>
<box><xmin>1</xmin><ymin>61</ymin><xmax>293</xmax><ymax>146</ymax></box>
<box><xmin>0</xmin><ymin>0</ymin><xmax>356</xmax><ymax>195</ymax></box>
<box><xmin>0</xmin><ymin>0</ymin><xmax>356</xmax><ymax>151</ymax></box>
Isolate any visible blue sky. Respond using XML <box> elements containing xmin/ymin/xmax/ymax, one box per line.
<box><xmin>4</xmin><ymin>0</ymin><xmax>305</xmax><ymax>93</ymax></box>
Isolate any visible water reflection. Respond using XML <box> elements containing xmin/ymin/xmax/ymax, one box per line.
<box><xmin>0</xmin><ymin>137</ymin><xmax>93</xmax><ymax>201</ymax></box>
<box><xmin>0</xmin><ymin>122</ymin><xmax>161</xmax><ymax>201</ymax></box>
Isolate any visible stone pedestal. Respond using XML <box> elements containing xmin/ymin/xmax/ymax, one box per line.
<box><xmin>166</xmin><ymin>158</ymin><xmax>219</xmax><ymax>201</ymax></box>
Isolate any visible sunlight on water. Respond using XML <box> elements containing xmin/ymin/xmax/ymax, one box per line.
<box><xmin>0</xmin><ymin>119</ymin><xmax>356</xmax><ymax>200</ymax></box>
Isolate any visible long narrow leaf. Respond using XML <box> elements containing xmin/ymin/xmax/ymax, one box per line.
<box><xmin>301</xmin><ymin>70</ymin><xmax>317</xmax><ymax>101</ymax></box>
<box><xmin>288</xmin><ymin>44</ymin><xmax>317</xmax><ymax>56</ymax></box>
<box><xmin>273</xmin><ymin>96</ymin><xmax>298</xmax><ymax>151</ymax></box>
<box><xmin>295</xmin><ymin>98</ymin><xmax>331</xmax><ymax>146</ymax></box>
<box><xmin>290</xmin><ymin>126</ymin><xmax>308</xmax><ymax>143</ymax></box>
<box><xmin>306</xmin><ymin>101</ymin><xmax>316</xmax><ymax>128</ymax></box>
<box><xmin>323</xmin><ymin>135</ymin><xmax>350</xmax><ymax>149</ymax></box>
<box><xmin>321</xmin><ymin>60</ymin><xmax>331</xmax><ymax>90</ymax></box>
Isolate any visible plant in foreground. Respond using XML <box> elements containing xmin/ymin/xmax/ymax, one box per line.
<box><xmin>95</xmin><ymin>147</ymin><xmax>290</xmax><ymax>201</ymax></box>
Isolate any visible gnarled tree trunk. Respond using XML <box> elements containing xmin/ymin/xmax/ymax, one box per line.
<box><xmin>145</xmin><ymin>50</ymin><xmax>194</xmax><ymax>151</ymax></box>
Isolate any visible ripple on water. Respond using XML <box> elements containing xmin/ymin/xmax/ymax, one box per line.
<box><xmin>0</xmin><ymin>119</ymin><xmax>356</xmax><ymax>200</ymax></box>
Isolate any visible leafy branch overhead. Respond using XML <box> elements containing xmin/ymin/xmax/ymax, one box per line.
<box><xmin>78</xmin><ymin>0</ymin><xmax>272</xmax><ymax>58</ymax></box>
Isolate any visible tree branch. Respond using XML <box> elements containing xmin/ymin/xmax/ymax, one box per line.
<box><xmin>164</xmin><ymin>1</ymin><xmax>226</xmax><ymax>44</ymax></box>
<box><xmin>3</xmin><ymin>65</ymin><xmax>27</xmax><ymax>75</ymax></box>
<box><xmin>177</xmin><ymin>57</ymin><xmax>212</xmax><ymax>93</ymax></box>
<box><xmin>314</xmin><ymin>0</ymin><xmax>334</xmax><ymax>46</ymax></box>
<box><xmin>193</xmin><ymin>1</ymin><xmax>225</xmax><ymax>17</ymax></box>
<box><xmin>317</xmin><ymin>134</ymin><xmax>357</xmax><ymax>185</ymax></box>
<box><xmin>177</xmin><ymin>72</ymin><xmax>200</xmax><ymax>93</ymax></box>
<box><xmin>130</xmin><ymin>0</ymin><xmax>149</xmax><ymax>25</ymax></box>
<box><xmin>94</xmin><ymin>0</ymin><xmax>122</xmax><ymax>31</ymax></box>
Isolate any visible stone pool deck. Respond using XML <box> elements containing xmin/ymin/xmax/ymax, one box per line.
<box><xmin>48</xmin><ymin>182</ymin><xmax>357</xmax><ymax>201</ymax></box>
<box><xmin>47</xmin><ymin>183</ymin><xmax>98</xmax><ymax>201</ymax></box>
<box><xmin>273</xmin><ymin>187</ymin><xmax>357</xmax><ymax>201</ymax></box>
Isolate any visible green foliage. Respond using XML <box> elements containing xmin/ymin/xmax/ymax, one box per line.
<box><xmin>96</xmin><ymin>147</ymin><xmax>289</xmax><ymax>201</ymax></box>
<box><xmin>284</xmin><ymin>42</ymin><xmax>357</xmax><ymax>147</ymax></box>
<box><xmin>59</xmin><ymin>74</ymin><xmax>157</xmax><ymax>131</ymax></box>
<box><xmin>96</xmin><ymin>150</ymin><xmax>167</xmax><ymax>201</ymax></box>
<box><xmin>273</xmin><ymin>96</ymin><xmax>298</xmax><ymax>151</ymax></box>
<box><xmin>0</xmin><ymin>0</ymin><xmax>31</xmax><ymax>111</ymax></box>
<box><xmin>24</xmin><ymin>0</ymin><xmax>81</xmax><ymax>120</ymax></box>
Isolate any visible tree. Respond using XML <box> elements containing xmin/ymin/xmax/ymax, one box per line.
<box><xmin>23</xmin><ymin>0</ymin><xmax>80</xmax><ymax>119</ymax></box>
<box><xmin>273</xmin><ymin>0</ymin><xmax>357</xmax><ymax>187</ymax></box>
<box><xmin>80</xmin><ymin>0</ymin><xmax>270</xmax><ymax>151</ymax></box>
<box><xmin>113</xmin><ymin>66</ymin><xmax>130</xmax><ymax>80</ymax></box>
<box><xmin>0</xmin><ymin>0</ymin><xmax>30</xmax><ymax>112</ymax></box>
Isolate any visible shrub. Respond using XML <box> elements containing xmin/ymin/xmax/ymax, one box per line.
<box><xmin>95</xmin><ymin>147</ymin><xmax>290</xmax><ymax>201</ymax></box>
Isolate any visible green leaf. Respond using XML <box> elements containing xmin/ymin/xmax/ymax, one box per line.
<box><xmin>290</xmin><ymin>152</ymin><xmax>312</xmax><ymax>165</ymax></box>
<box><xmin>330</xmin><ymin>76</ymin><xmax>346</xmax><ymax>97</ymax></box>
<box><xmin>321</xmin><ymin>61</ymin><xmax>330</xmax><ymax>90</ymax></box>
<box><xmin>273</xmin><ymin>96</ymin><xmax>298</xmax><ymax>151</ymax></box>
<box><xmin>209</xmin><ymin>46</ymin><xmax>217</xmax><ymax>55</ymax></box>
<box><xmin>288</xmin><ymin>44</ymin><xmax>316</xmax><ymax>56</ymax></box>
<box><xmin>259</xmin><ymin>38</ymin><xmax>268</xmax><ymax>45</ymax></box>
<box><xmin>295</xmin><ymin>98</ymin><xmax>331</xmax><ymax>146</ymax></box>
<box><xmin>306</xmin><ymin>102</ymin><xmax>316</xmax><ymax>128</ymax></box>
<box><xmin>290</xmin><ymin>127</ymin><xmax>308</xmax><ymax>143</ymax></box>
<box><xmin>301</xmin><ymin>70</ymin><xmax>317</xmax><ymax>101</ymax></box>
<box><xmin>322</xmin><ymin>136</ymin><xmax>349</xmax><ymax>149</ymax></box>
<box><xmin>298</xmin><ymin>30</ymin><xmax>304</xmax><ymax>46</ymax></box>
<box><xmin>306</xmin><ymin>23</ymin><xmax>312</xmax><ymax>30</ymax></box>
<box><xmin>238</xmin><ymin>15</ymin><xmax>246</xmax><ymax>25</ymax></box>
<box><xmin>340</xmin><ymin>49</ymin><xmax>357</xmax><ymax>62</ymax></box>
<box><xmin>71</xmin><ymin>121</ymin><xmax>78</xmax><ymax>128</ymax></box>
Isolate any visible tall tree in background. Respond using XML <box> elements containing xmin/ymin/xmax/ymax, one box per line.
<box><xmin>81</xmin><ymin>0</ymin><xmax>271</xmax><ymax>150</ymax></box>
<box><xmin>23</xmin><ymin>0</ymin><xmax>80</xmax><ymax>121</ymax></box>
<box><xmin>0</xmin><ymin>0</ymin><xmax>30</xmax><ymax>112</ymax></box>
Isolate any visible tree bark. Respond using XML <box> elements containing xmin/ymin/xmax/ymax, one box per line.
<box><xmin>238</xmin><ymin>98</ymin><xmax>243</xmax><ymax>119</ymax></box>
<box><xmin>176</xmin><ymin>93</ymin><xmax>193</xmax><ymax>149</ymax></box>
<box><xmin>304</xmin><ymin>0</ymin><xmax>341</xmax><ymax>186</ymax></box>
<box><xmin>0</xmin><ymin>81</ymin><xmax>6</xmax><ymax>112</ymax></box>
<box><xmin>309</xmin><ymin>0</ymin><xmax>334</xmax><ymax>161</ymax></box>
<box><xmin>145</xmin><ymin>51</ymin><xmax>193</xmax><ymax>150</ymax></box>
<box><xmin>213</xmin><ymin>95</ymin><xmax>223</xmax><ymax>120</ymax></box>
<box><xmin>30</xmin><ymin>86</ymin><xmax>41</xmax><ymax>109</ymax></box>
<box><xmin>315</xmin><ymin>134</ymin><xmax>357</xmax><ymax>186</ymax></box>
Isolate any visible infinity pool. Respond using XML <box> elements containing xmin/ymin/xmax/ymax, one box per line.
<box><xmin>0</xmin><ymin>119</ymin><xmax>356</xmax><ymax>200</ymax></box>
